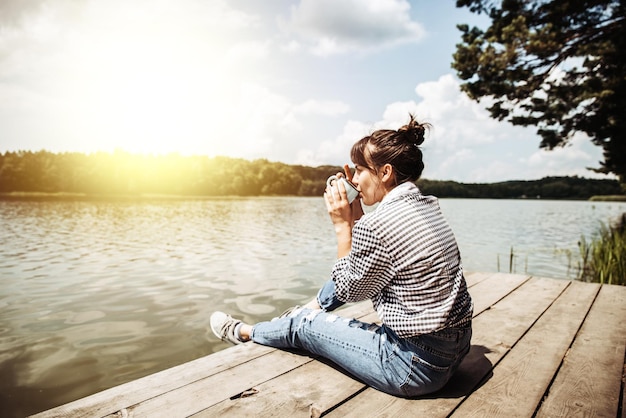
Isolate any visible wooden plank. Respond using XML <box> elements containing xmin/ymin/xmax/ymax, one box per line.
<box><xmin>192</xmin><ymin>358</ymin><xmax>366</xmax><ymax>417</ymax></box>
<box><xmin>325</xmin><ymin>276</ymin><xmax>568</xmax><ymax>417</ymax></box>
<box><xmin>30</xmin><ymin>342</ymin><xmax>277</xmax><ymax>418</ymax></box>
<box><xmin>623</xmin><ymin>372</ymin><xmax>626</xmax><ymax>418</ymax></box>
<box><xmin>470</xmin><ymin>273</ymin><xmax>529</xmax><ymax>315</ymax></box>
<box><xmin>450</xmin><ymin>280</ymin><xmax>600</xmax><ymax>417</ymax></box>
<box><xmin>113</xmin><ymin>300</ymin><xmax>381</xmax><ymax>418</ymax></box>
<box><xmin>105</xmin><ymin>349</ymin><xmax>314</xmax><ymax>418</ymax></box>
<box><xmin>536</xmin><ymin>283</ymin><xmax>626</xmax><ymax>418</ymax></box>
<box><xmin>465</xmin><ymin>271</ymin><xmax>494</xmax><ymax>287</ymax></box>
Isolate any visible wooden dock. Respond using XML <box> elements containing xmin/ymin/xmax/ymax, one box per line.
<box><xmin>31</xmin><ymin>272</ymin><xmax>626</xmax><ymax>417</ymax></box>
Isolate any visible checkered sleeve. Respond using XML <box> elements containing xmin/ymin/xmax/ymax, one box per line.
<box><xmin>331</xmin><ymin>220</ymin><xmax>395</xmax><ymax>302</ymax></box>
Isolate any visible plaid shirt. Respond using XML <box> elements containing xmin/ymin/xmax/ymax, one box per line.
<box><xmin>331</xmin><ymin>181</ymin><xmax>473</xmax><ymax>338</ymax></box>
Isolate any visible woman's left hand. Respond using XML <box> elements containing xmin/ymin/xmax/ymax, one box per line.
<box><xmin>343</xmin><ymin>164</ymin><xmax>364</xmax><ymax>221</ymax></box>
<box><xmin>324</xmin><ymin>174</ymin><xmax>353</xmax><ymax>258</ymax></box>
<box><xmin>324</xmin><ymin>174</ymin><xmax>353</xmax><ymax>230</ymax></box>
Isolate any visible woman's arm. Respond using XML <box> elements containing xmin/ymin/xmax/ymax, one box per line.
<box><xmin>324</xmin><ymin>187</ymin><xmax>353</xmax><ymax>258</ymax></box>
<box><xmin>331</xmin><ymin>220</ymin><xmax>394</xmax><ymax>302</ymax></box>
<box><xmin>324</xmin><ymin>165</ymin><xmax>361</xmax><ymax>259</ymax></box>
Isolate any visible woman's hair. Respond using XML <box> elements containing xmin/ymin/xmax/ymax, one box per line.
<box><xmin>351</xmin><ymin>114</ymin><xmax>430</xmax><ymax>183</ymax></box>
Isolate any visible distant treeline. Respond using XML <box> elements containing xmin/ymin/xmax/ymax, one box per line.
<box><xmin>417</xmin><ymin>177</ymin><xmax>623</xmax><ymax>200</ymax></box>
<box><xmin>0</xmin><ymin>150</ymin><xmax>623</xmax><ymax>200</ymax></box>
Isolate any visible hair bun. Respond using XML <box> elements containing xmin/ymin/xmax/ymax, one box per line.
<box><xmin>398</xmin><ymin>114</ymin><xmax>427</xmax><ymax>146</ymax></box>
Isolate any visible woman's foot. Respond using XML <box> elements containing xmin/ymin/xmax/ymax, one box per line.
<box><xmin>210</xmin><ymin>312</ymin><xmax>249</xmax><ymax>344</ymax></box>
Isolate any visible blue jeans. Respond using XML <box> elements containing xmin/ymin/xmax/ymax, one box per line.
<box><xmin>251</xmin><ymin>280</ymin><xmax>471</xmax><ymax>397</ymax></box>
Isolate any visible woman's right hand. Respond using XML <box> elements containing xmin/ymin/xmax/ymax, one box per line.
<box><xmin>342</xmin><ymin>164</ymin><xmax>364</xmax><ymax>222</ymax></box>
<box><xmin>324</xmin><ymin>174</ymin><xmax>353</xmax><ymax>230</ymax></box>
<box><xmin>324</xmin><ymin>165</ymin><xmax>361</xmax><ymax>258</ymax></box>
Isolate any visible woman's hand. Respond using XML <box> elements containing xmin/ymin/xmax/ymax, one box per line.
<box><xmin>324</xmin><ymin>173</ymin><xmax>353</xmax><ymax>231</ymax></box>
<box><xmin>342</xmin><ymin>164</ymin><xmax>364</xmax><ymax>221</ymax></box>
<box><xmin>324</xmin><ymin>164</ymin><xmax>360</xmax><ymax>258</ymax></box>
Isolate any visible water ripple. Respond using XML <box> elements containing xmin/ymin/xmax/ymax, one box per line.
<box><xmin>1</xmin><ymin>197</ymin><xmax>625</xmax><ymax>416</ymax></box>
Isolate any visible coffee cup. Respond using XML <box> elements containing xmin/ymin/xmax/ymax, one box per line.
<box><xmin>326</xmin><ymin>175</ymin><xmax>360</xmax><ymax>203</ymax></box>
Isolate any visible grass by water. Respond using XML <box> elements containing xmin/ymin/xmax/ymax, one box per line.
<box><xmin>578</xmin><ymin>213</ymin><xmax>626</xmax><ymax>286</ymax></box>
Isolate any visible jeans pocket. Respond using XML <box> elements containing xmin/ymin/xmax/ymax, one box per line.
<box><xmin>395</xmin><ymin>327</ymin><xmax>472</xmax><ymax>397</ymax></box>
<box><xmin>412</xmin><ymin>353</ymin><xmax>450</xmax><ymax>373</ymax></box>
<box><xmin>397</xmin><ymin>353</ymin><xmax>450</xmax><ymax>397</ymax></box>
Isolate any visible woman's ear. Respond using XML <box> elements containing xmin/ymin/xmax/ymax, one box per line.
<box><xmin>380</xmin><ymin>163</ymin><xmax>395</xmax><ymax>184</ymax></box>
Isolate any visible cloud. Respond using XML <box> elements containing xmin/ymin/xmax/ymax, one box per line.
<box><xmin>299</xmin><ymin>74</ymin><xmax>609</xmax><ymax>182</ymax></box>
<box><xmin>215</xmin><ymin>83</ymin><xmax>350</xmax><ymax>163</ymax></box>
<box><xmin>0</xmin><ymin>0</ymin><xmax>47</xmax><ymax>26</ymax></box>
<box><xmin>283</xmin><ymin>0</ymin><xmax>425</xmax><ymax>56</ymax></box>
<box><xmin>294</xmin><ymin>100</ymin><xmax>350</xmax><ymax>116</ymax></box>
<box><xmin>522</xmin><ymin>133</ymin><xmax>604</xmax><ymax>176</ymax></box>
<box><xmin>301</xmin><ymin>119</ymin><xmax>371</xmax><ymax>165</ymax></box>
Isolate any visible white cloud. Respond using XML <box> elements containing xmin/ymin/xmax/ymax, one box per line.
<box><xmin>0</xmin><ymin>0</ymin><xmax>360</xmax><ymax>162</ymax></box>
<box><xmin>228</xmin><ymin>83</ymin><xmax>295</xmax><ymax>157</ymax></box>
<box><xmin>295</xmin><ymin>119</ymin><xmax>369</xmax><ymax>166</ymax></box>
<box><xmin>294</xmin><ymin>100</ymin><xmax>350</xmax><ymax>116</ymax></box>
<box><xmin>283</xmin><ymin>0</ymin><xmax>425</xmax><ymax>56</ymax></box>
<box><xmin>522</xmin><ymin>133</ymin><xmax>603</xmax><ymax>176</ymax></box>
<box><xmin>300</xmin><ymin>74</ymin><xmax>609</xmax><ymax>182</ymax></box>
<box><xmin>280</xmin><ymin>39</ymin><xmax>301</xmax><ymax>53</ymax></box>
<box><xmin>214</xmin><ymin>84</ymin><xmax>351</xmax><ymax>163</ymax></box>
<box><xmin>227</xmin><ymin>40</ymin><xmax>272</xmax><ymax>61</ymax></box>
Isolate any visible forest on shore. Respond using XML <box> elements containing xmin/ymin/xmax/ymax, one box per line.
<box><xmin>0</xmin><ymin>150</ymin><xmax>623</xmax><ymax>200</ymax></box>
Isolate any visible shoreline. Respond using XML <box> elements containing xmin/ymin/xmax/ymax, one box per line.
<box><xmin>2</xmin><ymin>192</ymin><xmax>624</xmax><ymax>202</ymax></box>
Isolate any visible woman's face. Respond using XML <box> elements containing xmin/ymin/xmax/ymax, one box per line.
<box><xmin>352</xmin><ymin>164</ymin><xmax>386</xmax><ymax>206</ymax></box>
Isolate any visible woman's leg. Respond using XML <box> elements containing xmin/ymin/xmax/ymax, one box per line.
<box><xmin>237</xmin><ymin>279</ymin><xmax>343</xmax><ymax>340</ymax></box>
<box><xmin>251</xmin><ymin>308</ymin><xmax>401</xmax><ymax>394</ymax></box>
<box><xmin>213</xmin><ymin>280</ymin><xmax>471</xmax><ymax>397</ymax></box>
<box><xmin>250</xmin><ymin>308</ymin><xmax>469</xmax><ymax>397</ymax></box>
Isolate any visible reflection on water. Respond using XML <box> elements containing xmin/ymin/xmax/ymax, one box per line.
<box><xmin>1</xmin><ymin>197</ymin><xmax>624</xmax><ymax>417</ymax></box>
<box><xmin>0</xmin><ymin>197</ymin><xmax>336</xmax><ymax>417</ymax></box>
<box><xmin>440</xmin><ymin>199</ymin><xmax>626</xmax><ymax>279</ymax></box>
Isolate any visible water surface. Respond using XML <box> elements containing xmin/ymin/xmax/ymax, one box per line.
<box><xmin>1</xmin><ymin>197</ymin><xmax>624</xmax><ymax>417</ymax></box>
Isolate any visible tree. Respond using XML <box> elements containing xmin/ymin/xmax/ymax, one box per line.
<box><xmin>453</xmin><ymin>0</ymin><xmax>626</xmax><ymax>183</ymax></box>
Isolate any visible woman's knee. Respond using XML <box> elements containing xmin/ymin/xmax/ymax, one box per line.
<box><xmin>316</xmin><ymin>280</ymin><xmax>345</xmax><ymax>311</ymax></box>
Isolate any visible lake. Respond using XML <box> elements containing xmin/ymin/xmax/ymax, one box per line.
<box><xmin>1</xmin><ymin>197</ymin><xmax>625</xmax><ymax>417</ymax></box>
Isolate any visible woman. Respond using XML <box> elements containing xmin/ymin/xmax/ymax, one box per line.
<box><xmin>210</xmin><ymin>115</ymin><xmax>473</xmax><ymax>397</ymax></box>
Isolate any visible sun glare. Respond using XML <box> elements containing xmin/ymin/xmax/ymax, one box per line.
<box><xmin>55</xmin><ymin>3</ymin><xmax>243</xmax><ymax>157</ymax></box>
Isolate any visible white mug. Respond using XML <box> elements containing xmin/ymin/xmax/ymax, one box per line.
<box><xmin>326</xmin><ymin>175</ymin><xmax>360</xmax><ymax>203</ymax></box>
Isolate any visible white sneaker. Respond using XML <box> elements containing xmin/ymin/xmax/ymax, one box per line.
<box><xmin>210</xmin><ymin>311</ymin><xmax>244</xmax><ymax>345</ymax></box>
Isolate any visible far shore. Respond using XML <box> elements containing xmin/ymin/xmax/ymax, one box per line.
<box><xmin>1</xmin><ymin>191</ymin><xmax>625</xmax><ymax>202</ymax></box>
<box><xmin>0</xmin><ymin>192</ymin><xmax>261</xmax><ymax>201</ymax></box>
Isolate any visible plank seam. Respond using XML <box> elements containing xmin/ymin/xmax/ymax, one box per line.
<box><xmin>446</xmin><ymin>278</ymin><xmax>572</xmax><ymax>418</ymax></box>
<box><xmin>531</xmin><ymin>282</ymin><xmax>602</xmax><ymax>418</ymax></box>
<box><xmin>319</xmin><ymin>386</ymin><xmax>369</xmax><ymax>417</ymax></box>
<box><xmin>471</xmin><ymin>274</ymin><xmax>532</xmax><ymax>320</ymax></box>
<box><xmin>617</xmin><ymin>343</ymin><xmax>625</xmax><ymax>418</ymax></box>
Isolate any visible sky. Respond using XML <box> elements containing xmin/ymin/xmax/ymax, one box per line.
<box><xmin>0</xmin><ymin>0</ymin><xmax>612</xmax><ymax>183</ymax></box>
